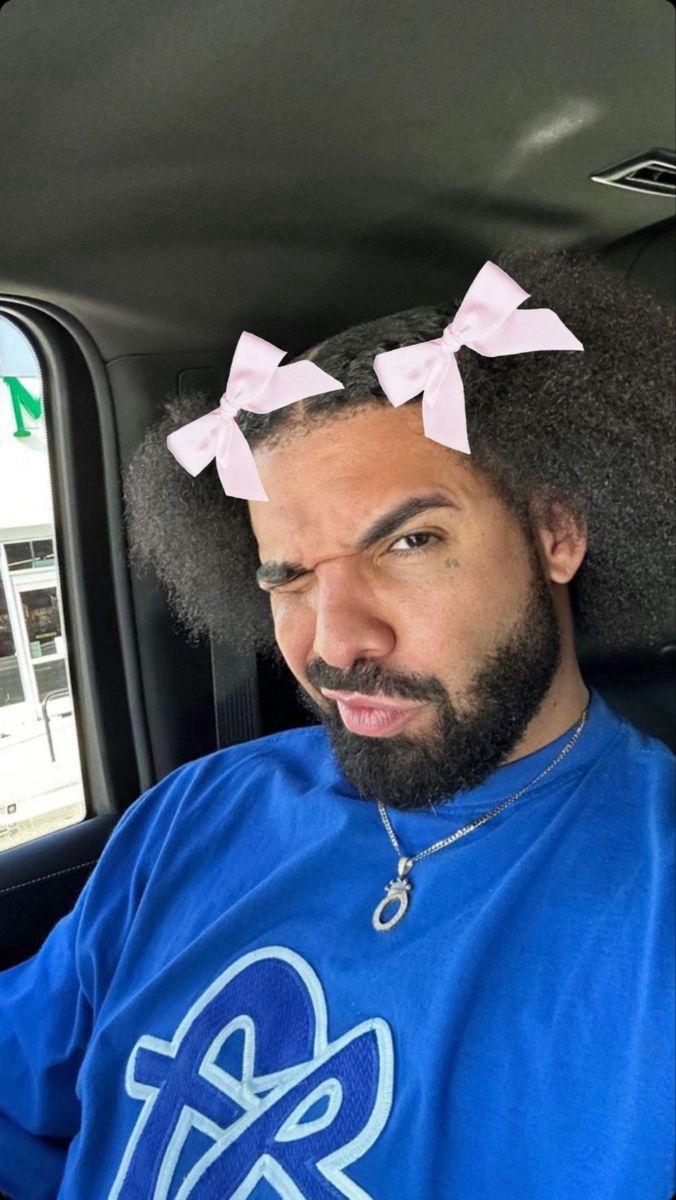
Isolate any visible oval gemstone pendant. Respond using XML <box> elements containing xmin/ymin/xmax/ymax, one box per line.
<box><xmin>372</xmin><ymin>857</ymin><xmax>414</xmax><ymax>933</ymax></box>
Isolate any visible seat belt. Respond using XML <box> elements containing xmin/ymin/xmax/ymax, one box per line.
<box><xmin>210</xmin><ymin>639</ymin><xmax>262</xmax><ymax>749</ymax></box>
<box><xmin>175</xmin><ymin>366</ymin><xmax>262</xmax><ymax>751</ymax></box>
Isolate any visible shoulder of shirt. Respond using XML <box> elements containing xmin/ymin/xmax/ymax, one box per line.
<box><xmin>144</xmin><ymin>724</ymin><xmax>329</xmax><ymax>804</ymax></box>
<box><xmin>595</xmin><ymin>702</ymin><xmax>675</xmax><ymax>793</ymax></box>
<box><xmin>188</xmin><ymin>724</ymin><xmax>329</xmax><ymax>776</ymax></box>
<box><xmin>110</xmin><ymin>725</ymin><xmax>331</xmax><ymax>848</ymax></box>
<box><xmin>606</xmin><ymin>710</ymin><xmax>674</xmax><ymax>764</ymax></box>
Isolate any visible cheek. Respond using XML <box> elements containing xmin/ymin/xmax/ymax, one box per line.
<box><xmin>404</xmin><ymin>571</ymin><xmax>481</xmax><ymax>660</ymax></box>
<box><xmin>270</xmin><ymin>598</ymin><xmax>313</xmax><ymax>668</ymax></box>
<box><xmin>413</xmin><ymin>546</ymin><xmax>525</xmax><ymax>655</ymax></box>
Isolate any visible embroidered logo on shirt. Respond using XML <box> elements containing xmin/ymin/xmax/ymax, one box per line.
<box><xmin>107</xmin><ymin>945</ymin><xmax>394</xmax><ymax>1199</ymax></box>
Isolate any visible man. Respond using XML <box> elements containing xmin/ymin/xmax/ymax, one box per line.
<box><xmin>0</xmin><ymin>252</ymin><xmax>674</xmax><ymax>1199</ymax></box>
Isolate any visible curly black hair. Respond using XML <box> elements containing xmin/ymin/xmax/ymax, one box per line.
<box><xmin>123</xmin><ymin>249</ymin><xmax>675</xmax><ymax>659</ymax></box>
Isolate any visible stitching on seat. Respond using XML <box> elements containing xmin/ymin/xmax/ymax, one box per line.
<box><xmin>0</xmin><ymin>860</ymin><xmax>99</xmax><ymax>897</ymax></box>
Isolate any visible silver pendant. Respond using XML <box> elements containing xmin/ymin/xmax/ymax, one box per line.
<box><xmin>372</xmin><ymin>856</ymin><xmax>414</xmax><ymax>933</ymax></box>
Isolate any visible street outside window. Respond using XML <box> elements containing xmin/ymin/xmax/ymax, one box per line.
<box><xmin>0</xmin><ymin>317</ymin><xmax>86</xmax><ymax>850</ymax></box>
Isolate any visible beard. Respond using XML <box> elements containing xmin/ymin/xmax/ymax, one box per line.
<box><xmin>293</xmin><ymin>553</ymin><xmax>563</xmax><ymax>812</ymax></box>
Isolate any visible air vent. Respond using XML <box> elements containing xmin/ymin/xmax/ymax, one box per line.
<box><xmin>591</xmin><ymin>149</ymin><xmax>675</xmax><ymax>196</ymax></box>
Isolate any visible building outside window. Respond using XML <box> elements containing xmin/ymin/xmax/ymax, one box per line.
<box><xmin>0</xmin><ymin>317</ymin><xmax>85</xmax><ymax>849</ymax></box>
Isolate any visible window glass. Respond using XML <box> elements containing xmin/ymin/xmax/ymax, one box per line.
<box><xmin>6</xmin><ymin>538</ymin><xmax>55</xmax><ymax>571</ymax></box>
<box><xmin>5</xmin><ymin>542</ymin><xmax>31</xmax><ymax>571</ymax></box>
<box><xmin>0</xmin><ymin>317</ymin><xmax>86</xmax><ymax>850</ymax></box>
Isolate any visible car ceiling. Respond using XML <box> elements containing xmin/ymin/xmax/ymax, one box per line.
<box><xmin>1</xmin><ymin>0</ymin><xmax>674</xmax><ymax>360</ymax></box>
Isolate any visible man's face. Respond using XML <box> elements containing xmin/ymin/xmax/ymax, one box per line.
<box><xmin>248</xmin><ymin>403</ymin><xmax>562</xmax><ymax>812</ymax></box>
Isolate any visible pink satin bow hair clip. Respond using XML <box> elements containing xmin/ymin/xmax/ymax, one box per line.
<box><xmin>373</xmin><ymin>261</ymin><xmax>583</xmax><ymax>455</ymax></box>
<box><xmin>167</xmin><ymin>332</ymin><xmax>343</xmax><ymax>501</ymax></box>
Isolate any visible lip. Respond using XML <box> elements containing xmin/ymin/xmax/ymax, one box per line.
<box><xmin>320</xmin><ymin>689</ymin><xmax>418</xmax><ymax>711</ymax></box>
<box><xmin>335</xmin><ymin>701</ymin><xmax>421</xmax><ymax>737</ymax></box>
<box><xmin>320</xmin><ymin>690</ymin><xmax>423</xmax><ymax>738</ymax></box>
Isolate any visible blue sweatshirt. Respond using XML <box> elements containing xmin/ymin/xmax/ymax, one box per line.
<box><xmin>0</xmin><ymin>687</ymin><xmax>673</xmax><ymax>1200</ymax></box>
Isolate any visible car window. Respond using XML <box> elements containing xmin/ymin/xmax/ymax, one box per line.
<box><xmin>0</xmin><ymin>316</ymin><xmax>86</xmax><ymax>850</ymax></box>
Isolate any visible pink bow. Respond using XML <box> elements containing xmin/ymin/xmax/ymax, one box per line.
<box><xmin>167</xmin><ymin>332</ymin><xmax>343</xmax><ymax>500</ymax></box>
<box><xmin>373</xmin><ymin>261</ymin><xmax>583</xmax><ymax>455</ymax></box>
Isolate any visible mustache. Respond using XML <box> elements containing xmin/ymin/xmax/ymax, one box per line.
<box><xmin>305</xmin><ymin>663</ymin><xmax>442</xmax><ymax>704</ymax></box>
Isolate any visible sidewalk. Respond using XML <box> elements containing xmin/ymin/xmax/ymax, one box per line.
<box><xmin>0</xmin><ymin>713</ymin><xmax>86</xmax><ymax>851</ymax></box>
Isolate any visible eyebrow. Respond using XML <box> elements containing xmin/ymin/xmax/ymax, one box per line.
<box><xmin>255</xmin><ymin>490</ymin><xmax>460</xmax><ymax>589</ymax></box>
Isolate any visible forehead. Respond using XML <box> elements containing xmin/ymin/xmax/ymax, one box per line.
<box><xmin>247</xmin><ymin>404</ymin><xmax>486</xmax><ymax>560</ymax></box>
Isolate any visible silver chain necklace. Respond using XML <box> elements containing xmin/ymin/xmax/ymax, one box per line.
<box><xmin>372</xmin><ymin>701</ymin><xmax>590</xmax><ymax>933</ymax></box>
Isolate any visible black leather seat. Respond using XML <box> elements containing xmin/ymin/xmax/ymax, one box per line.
<box><xmin>579</xmin><ymin>642</ymin><xmax>675</xmax><ymax>753</ymax></box>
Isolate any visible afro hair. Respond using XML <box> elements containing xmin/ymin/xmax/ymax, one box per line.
<box><xmin>123</xmin><ymin>248</ymin><xmax>676</xmax><ymax>659</ymax></box>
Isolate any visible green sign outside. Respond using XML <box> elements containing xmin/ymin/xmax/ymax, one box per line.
<box><xmin>1</xmin><ymin>376</ymin><xmax>42</xmax><ymax>438</ymax></box>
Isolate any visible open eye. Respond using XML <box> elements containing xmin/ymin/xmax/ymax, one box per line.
<box><xmin>388</xmin><ymin>531</ymin><xmax>441</xmax><ymax>555</ymax></box>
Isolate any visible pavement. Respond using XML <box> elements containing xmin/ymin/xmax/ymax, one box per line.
<box><xmin>0</xmin><ymin>712</ymin><xmax>86</xmax><ymax>851</ymax></box>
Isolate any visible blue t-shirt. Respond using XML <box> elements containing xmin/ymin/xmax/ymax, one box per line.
<box><xmin>0</xmin><ymin>687</ymin><xmax>673</xmax><ymax>1200</ymax></box>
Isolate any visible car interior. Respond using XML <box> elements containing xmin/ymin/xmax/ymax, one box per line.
<box><xmin>0</xmin><ymin>0</ymin><xmax>674</xmax><ymax>982</ymax></box>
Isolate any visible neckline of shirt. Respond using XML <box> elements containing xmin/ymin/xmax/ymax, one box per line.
<box><xmin>316</xmin><ymin>686</ymin><xmax>623</xmax><ymax>819</ymax></box>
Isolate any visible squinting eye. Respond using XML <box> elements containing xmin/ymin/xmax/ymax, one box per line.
<box><xmin>388</xmin><ymin>531</ymin><xmax>440</xmax><ymax>555</ymax></box>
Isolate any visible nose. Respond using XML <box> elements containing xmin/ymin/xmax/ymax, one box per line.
<box><xmin>311</xmin><ymin>560</ymin><xmax>395</xmax><ymax>670</ymax></box>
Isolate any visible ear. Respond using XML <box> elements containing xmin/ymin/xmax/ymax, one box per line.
<box><xmin>529</xmin><ymin>492</ymin><xmax>588</xmax><ymax>585</ymax></box>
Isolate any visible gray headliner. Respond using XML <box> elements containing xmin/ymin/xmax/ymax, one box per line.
<box><xmin>1</xmin><ymin>0</ymin><xmax>674</xmax><ymax>359</ymax></box>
